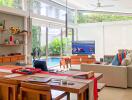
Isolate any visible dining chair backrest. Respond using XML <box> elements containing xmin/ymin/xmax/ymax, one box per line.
<box><xmin>20</xmin><ymin>82</ymin><xmax>51</xmax><ymax>100</ymax></box>
<box><xmin>0</xmin><ymin>78</ymin><xmax>19</xmax><ymax>100</ymax></box>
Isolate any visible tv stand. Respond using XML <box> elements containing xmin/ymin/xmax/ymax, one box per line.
<box><xmin>70</xmin><ymin>55</ymin><xmax>95</xmax><ymax>65</ymax></box>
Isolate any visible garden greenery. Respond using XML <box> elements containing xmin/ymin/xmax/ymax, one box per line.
<box><xmin>78</xmin><ymin>13</ymin><xmax>132</xmax><ymax>23</ymax></box>
<box><xmin>48</xmin><ymin>38</ymin><xmax>67</xmax><ymax>56</ymax></box>
<box><xmin>0</xmin><ymin>0</ymin><xmax>14</xmax><ymax>7</ymax></box>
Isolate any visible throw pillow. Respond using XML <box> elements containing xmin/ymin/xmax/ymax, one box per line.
<box><xmin>126</xmin><ymin>53</ymin><xmax>132</xmax><ymax>60</ymax></box>
<box><xmin>127</xmin><ymin>50</ymin><xmax>132</xmax><ymax>54</ymax></box>
<box><xmin>112</xmin><ymin>54</ymin><xmax>120</xmax><ymax>66</ymax></box>
<box><xmin>121</xmin><ymin>57</ymin><xmax>131</xmax><ymax>66</ymax></box>
<box><xmin>112</xmin><ymin>50</ymin><xmax>127</xmax><ymax>66</ymax></box>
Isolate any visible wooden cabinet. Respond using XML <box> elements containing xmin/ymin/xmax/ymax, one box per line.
<box><xmin>16</xmin><ymin>55</ymin><xmax>25</xmax><ymax>60</ymax></box>
<box><xmin>70</xmin><ymin>55</ymin><xmax>96</xmax><ymax>65</ymax></box>
<box><xmin>10</xmin><ymin>56</ymin><xmax>18</xmax><ymax>62</ymax></box>
<box><xmin>0</xmin><ymin>57</ymin><xmax>2</xmax><ymax>63</ymax></box>
<box><xmin>2</xmin><ymin>56</ymin><xmax>11</xmax><ymax>63</ymax></box>
<box><xmin>0</xmin><ymin>55</ymin><xmax>25</xmax><ymax>63</ymax></box>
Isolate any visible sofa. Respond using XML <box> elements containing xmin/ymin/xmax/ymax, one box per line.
<box><xmin>81</xmin><ymin>63</ymin><xmax>132</xmax><ymax>88</ymax></box>
<box><xmin>127</xmin><ymin>66</ymin><xmax>132</xmax><ymax>88</ymax></box>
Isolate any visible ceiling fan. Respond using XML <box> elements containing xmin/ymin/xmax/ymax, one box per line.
<box><xmin>90</xmin><ymin>0</ymin><xmax>114</xmax><ymax>8</ymax></box>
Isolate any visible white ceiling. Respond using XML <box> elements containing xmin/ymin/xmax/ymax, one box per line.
<box><xmin>52</xmin><ymin>0</ymin><xmax>132</xmax><ymax>13</ymax></box>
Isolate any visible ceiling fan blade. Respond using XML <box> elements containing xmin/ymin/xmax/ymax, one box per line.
<box><xmin>89</xmin><ymin>0</ymin><xmax>114</xmax><ymax>8</ymax></box>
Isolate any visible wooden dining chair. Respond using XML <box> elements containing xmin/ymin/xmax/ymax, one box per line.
<box><xmin>20</xmin><ymin>82</ymin><xmax>70</xmax><ymax>100</ymax></box>
<box><xmin>60</xmin><ymin>59</ymin><xmax>66</xmax><ymax>69</ymax></box>
<box><xmin>0</xmin><ymin>77</ymin><xmax>20</xmax><ymax>100</ymax></box>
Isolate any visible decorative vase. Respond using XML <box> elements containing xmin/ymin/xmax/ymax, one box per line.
<box><xmin>9</xmin><ymin>35</ymin><xmax>14</xmax><ymax>45</ymax></box>
<box><xmin>14</xmin><ymin>40</ymin><xmax>19</xmax><ymax>45</ymax></box>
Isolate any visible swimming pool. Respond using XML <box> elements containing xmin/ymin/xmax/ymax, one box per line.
<box><xmin>47</xmin><ymin>58</ymin><xmax>60</xmax><ymax>68</ymax></box>
<box><xmin>33</xmin><ymin>57</ymin><xmax>60</xmax><ymax>68</ymax></box>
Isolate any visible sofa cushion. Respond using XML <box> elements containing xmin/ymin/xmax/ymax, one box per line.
<box><xmin>121</xmin><ymin>53</ymin><xmax>132</xmax><ymax>66</ymax></box>
<box><xmin>127</xmin><ymin>50</ymin><xmax>132</xmax><ymax>54</ymax></box>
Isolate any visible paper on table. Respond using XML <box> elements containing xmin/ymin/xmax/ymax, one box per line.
<box><xmin>0</xmin><ymin>69</ymin><xmax>12</xmax><ymax>73</ymax></box>
<box><xmin>4</xmin><ymin>74</ymin><xmax>23</xmax><ymax>78</ymax></box>
<box><xmin>50</xmin><ymin>76</ymin><xmax>68</xmax><ymax>80</ymax></box>
<box><xmin>32</xmin><ymin>74</ymin><xmax>68</xmax><ymax>80</ymax></box>
<box><xmin>31</xmin><ymin>74</ymin><xmax>50</xmax><ymax>78</ymax></box>
<box><xmin>27</xmin><ymin>76</ymin><xmax>51</xmax><ymax>83</ymax></box>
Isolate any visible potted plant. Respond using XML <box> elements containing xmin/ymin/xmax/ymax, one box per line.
<box><xmin>4</xmin><ymin>39</ymin><xmax>9</xmax><ymax>44</ymax></box>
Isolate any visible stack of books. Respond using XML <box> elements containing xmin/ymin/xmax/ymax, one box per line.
<box><xmin>72</xmin><ymin>71</ymin><xmax>94</xmax><ymax>79</ymax></box>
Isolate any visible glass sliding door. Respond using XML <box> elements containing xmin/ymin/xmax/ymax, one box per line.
<box><xmin>31</xmin><ymin>25</ymin><xmax>74</xmax><ymax>68</ymax></box>
<box><xmin>32</xmin><ymin>22</ymin><xmax>63</xmax><ymax>68</ymax></box>
<box><xmin>47</xmin><ymin>27</ymin><xmax>61</xmax><ymax>68</ymax></box>
<box><xmin>32</xmin><ymin>25</ymin><xmax>41</xmax><ymax>50</ymax></box>
<box><xmin>62</xmin><ymin>28</ymin><xmax>74</xmax><ymax>56</ymax></box>
<box><xmin>32</xmin><ymin>19</ymin><xmax>46</xmax><ymax>60</ymax></box>
<box><xmin>67</xmin><ymin>28</ymin><xmax>74</xmax><ymax>55</ymax></box>
<box><xmin>40</xmin><ymin>27</ymin><xmax>46</xmax><ymax>58</ymax></box>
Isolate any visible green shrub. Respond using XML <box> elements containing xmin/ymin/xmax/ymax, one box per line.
<box><xmin>48</xmin><ymin>37</ymin><xmax>67</xmax><ymax>56</ymax></box>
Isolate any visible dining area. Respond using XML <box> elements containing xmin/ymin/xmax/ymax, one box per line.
<box><xmin>0</xmin><ymin>65</ymin><xmax>103</xmax><ymax>100</ymax></box>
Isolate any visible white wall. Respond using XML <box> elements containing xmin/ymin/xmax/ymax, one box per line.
<box><xmin>77</xmin><ymin>21</ymin><xmax>132</xmax><ymax>60</ymax></box>
<box><xmin>78</xmin><ymin>23</ymin><xmax>104</xmax><ymax>60</ymax></box>
<box><xmin>104</xmin><ymin>21</ymin><xmax>132</xmax><ymax>55</ymax></box>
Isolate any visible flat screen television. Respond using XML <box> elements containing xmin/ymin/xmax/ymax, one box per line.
<box><xmin>72</xmin><ymin>41</ymin><xmax>95</xmax><ymax>55</ymax></box>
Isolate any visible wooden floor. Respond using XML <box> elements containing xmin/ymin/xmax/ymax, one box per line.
<box><xmin>61</xmin><ymin>87</ymin><xmax>132</xmax><ymax>100</ymax></box>
<box><xmin>98</xmin><ymin>87</ymin><xmax>132</xmax><ymax>100</ymax></box>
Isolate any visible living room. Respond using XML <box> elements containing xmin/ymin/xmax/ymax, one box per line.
<box><xmin>0</xmin><ymin>0</ymin><xmax>132</xmax><ymax>100</ymax></box>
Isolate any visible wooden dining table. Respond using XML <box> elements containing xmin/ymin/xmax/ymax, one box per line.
<box><xmin>0</xmin><ymin>65</ymin><xmax>103</xmax><ymax>100</ymax></box>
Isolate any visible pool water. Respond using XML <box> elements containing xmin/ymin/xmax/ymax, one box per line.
<box><xmin>32</xmin><ymin>58</ymin><xmax>60</xmax><ymax>68</ymax></box>
<box><xmin>47</xmin><ymin>58</ymin><xmax>60</xmax><ymax>67</ymax></box>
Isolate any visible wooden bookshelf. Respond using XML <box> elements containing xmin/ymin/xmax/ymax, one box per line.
<box><xmin>13</xmin><ymin>32</ymin><xmax>26</xmax><ymax>36</ymax></box>
<box><xmin>0</xmin><ymin>29</ymin><xmax>6</xmax><ymax>32</ymax></box>
<box><xmin>0</xmin><ymin>44</ymin><xmax>24</xmax><ymax>46</ymax></box>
